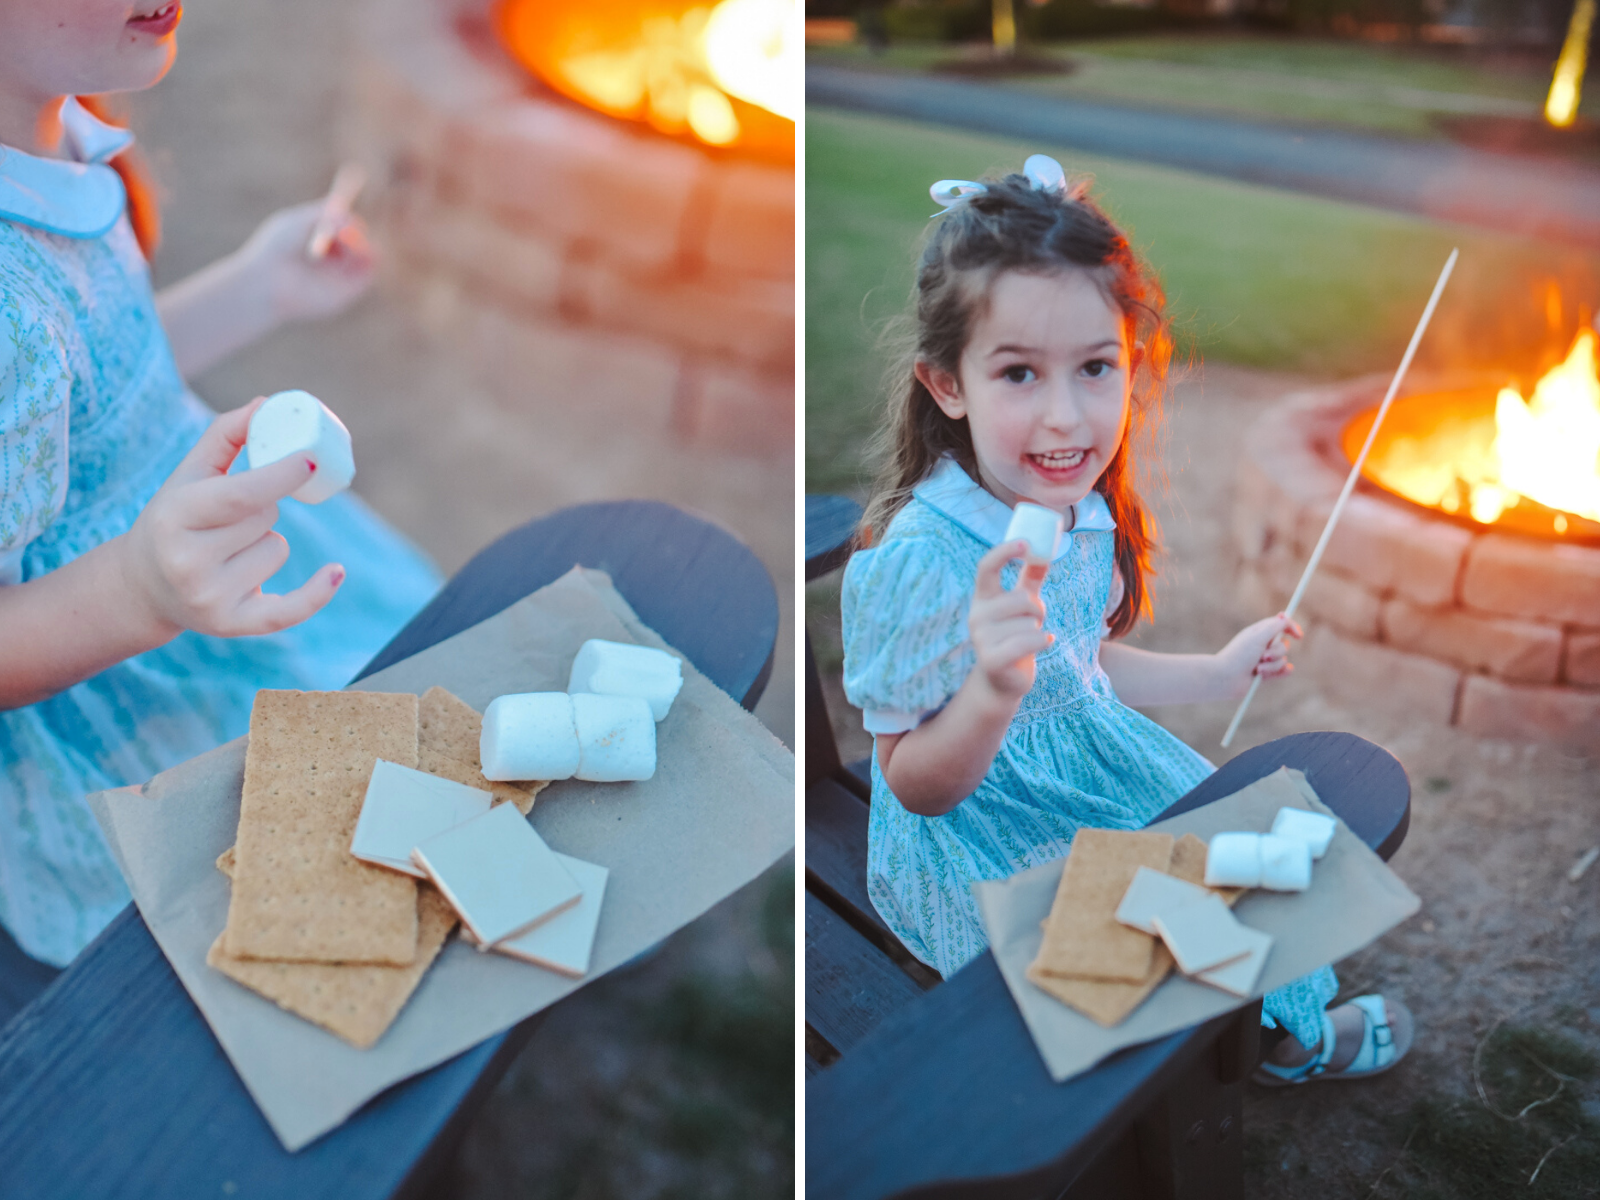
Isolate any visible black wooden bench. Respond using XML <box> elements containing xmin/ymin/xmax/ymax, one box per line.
<box><xmin>803</xmin><ymin>494</ymin><xmax>1410</xmax><ymax>1199</ymax></box>
<box><xmin>0</xmin><ymin>500</ymin><xmax>779</xmax><ymax>1199</ymax></box>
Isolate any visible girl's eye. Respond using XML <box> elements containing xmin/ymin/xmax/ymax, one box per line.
<box><xmin>1082</xmin><ymin>359</ymin><xmax>1114</xmax><ymax>379</ymax></box>
<box><xmin>1002</xmin><ymin>365</ymin><xmax>1035</xmax><ymax>384</ymax></box>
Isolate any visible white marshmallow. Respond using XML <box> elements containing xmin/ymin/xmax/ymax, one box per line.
<box><xmin>1257</xmin><ymin>834</ymin><xmax>1313</xmax><ymax>892</ymax></box>
<box><xmin>1270</xmin><ymin>807</ymin><xmax>1338</xmax><ymax>859</ymax></box>
<box><xmin>480</xmin><ymin>693</ymin><xmax>580</xmax><ymax>782</ymax></box>
<box><xmin>1204</xmin><ymin>832</ymin><xmax>1263</xmax><ymax>889</ymax></box>
<box><xmin>567</xmin><ymin>638</ymin><xmax>683</xmax><ymax>722</ymax></box>
<box><xmin>1003</xmin><ymin>502</ymin><xmax>1064</xmax><ymax>560</ymax></box>
<box><xmin>572</xmin><ymin>693</ymin><xmax>656</xmax><ymax>782</ymax></box>
<box><xmin>246</xmin><ymin>389</ymin><xmax>355</xmax><ymax>504</ymax></box>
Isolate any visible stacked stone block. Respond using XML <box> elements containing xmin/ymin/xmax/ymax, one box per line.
<box><xmin>344</xmin><ymin>0</ymin><xmax>794</xmax><ymax>457</ymax></box>
<box><xmin>1234</xmin><ymin>376</ymin><xmax>1600</xmax><ymax>753</ymax></box>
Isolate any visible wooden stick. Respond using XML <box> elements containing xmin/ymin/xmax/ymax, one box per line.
<box><xmin>1221</xmin><ymin>247</ymin><xmax>1459</xmax><ymax>749</ymax></box>
<box><xmin>305</xmin><ymin>162</ymin><xmax>367</xmax><ymax>261</ymax></box>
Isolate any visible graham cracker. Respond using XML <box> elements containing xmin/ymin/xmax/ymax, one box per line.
<box><xmin>208</xmin><ymin>885</ymin><xmax>457</xmax><ymax>1049</ymax></box>
<box><xmin>1027</xmin><ymin>833</ymin><xmax>1248</xmax><ymax>1027</ymax></box>
<box><xmin>1030</xmin><ymin>828</ymin><xmax>1174</xmax><ymax>983</ymax></box>
<box><xmin>419</xmin><ymin>686</ymin><xmax>545</xmax><ymax>815</ymax></box>
<box><xmin>223</xmin><ymin>690</ymin><xmax>420</xmax><ymax>965</ymax></box>
<box><xmin>216</xmin><ymin>847</ymin><xmax>235</xmax><ymax>878</ymax></box>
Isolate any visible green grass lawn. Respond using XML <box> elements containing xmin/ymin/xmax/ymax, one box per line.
<box><xmin>809</xmin><ymin>34</ymin><xmax>1600</xmax><ymax>141</ymax></box>
<box><xmin>805</xmin><ymin>107</ymin><xmax>1600</xmax><ymax>494</ymax></box>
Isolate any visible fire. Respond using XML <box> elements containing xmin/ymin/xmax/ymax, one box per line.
<box><xmin>492</xmin><ymin>0</ymin><xmax>796</xmax><ymax>157</ymax></box>
<box><xmin>1354</xmin><ymin>327</ymin><xmax>1600</xmax><ymax>537</ymax></box>
<box><xmin>1490</xmin><ymin>329</ymin><xmax>1600</xmax><ymax>522</ymax></box>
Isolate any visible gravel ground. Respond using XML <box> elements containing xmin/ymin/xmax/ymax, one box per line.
<box><xmin>810</xmin><ymin>359</ymin><xmax>1600</xmax><ymax>1197</ymax></box>
<box><xmin>125</xmin><ymin>2</ymin><xmax>794</xmax><ymax>1194</ymax></box>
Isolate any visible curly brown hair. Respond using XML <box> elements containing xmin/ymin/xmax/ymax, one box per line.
<box><xmin>860</xmin><ymin>168</ymin><xmax>1172</xmax><ymax>639</ymax></box>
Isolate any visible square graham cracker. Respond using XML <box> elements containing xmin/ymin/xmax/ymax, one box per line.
<box><xmin>1027</xmin><ymin>833</ymin><xmax>1247</xmax><ymax>1027</ymax></box>
<box><xmin>419</xmin><ymin>687</ymin><xmax>545</xmax><ymax>815</ymax></box>
<box><xmin>1030</xmin><ymin>828</ymin><xmax>1175</xmax><ymax>984</ymax></box>
<box><xmin>223</xmin><ymin>690</ymin><xmax>421</xmax><ymax>965</ymax></box>
<box><xmin>208</xmin><ymin>885</ymin><xmax>457</xmax><ymax>1049</ymax></box>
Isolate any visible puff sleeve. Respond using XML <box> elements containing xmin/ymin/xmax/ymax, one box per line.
<box><xmin>0</xmin><ymin>289</ymin><xmax>71</xmax><ymax>585</ymax></box>
<box><xmin>841</xmin><ymin>534</ymin><xmax>976</xmax><ymax>734</ymax></box>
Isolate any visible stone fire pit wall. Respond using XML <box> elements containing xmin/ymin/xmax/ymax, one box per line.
<box><xmin>1234</xmin><ymin>377</ymin><xmax>1600</xmax><ymax>754</ymax></box>
<box><xmin>343</xmin><ymin>0</ymin><xmax>793</xmax><ymax>457</ymax></box>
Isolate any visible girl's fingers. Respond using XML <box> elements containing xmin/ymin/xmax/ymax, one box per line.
<box><xmin>167</xmin><ymin>400</ymin><xmax>267</xmax><ymax>486</ymax></box>
<box><xmin>973</xmin><ymin>542</ymin><xmax>1024</xmax><ymax>600</ymax></box>
<box><xmin>990</xmin><ymin>629</ymin><xmax>1053</xmax><ymax>666</ymax></box>
<box><xmin>176</xmin><ymin>454</ymin><xmax>315</xmax><ymax>530</ymax></box>
<box><xmin>232</xmin><ymin>562</ymin><xmax>345</xmax><ymax>635</ymax></box>
<box><xmin>216</xmin><ymin>530</ymin><xmax>293</xmax><ymax>602</ymax></box>
<box><xmin>206</xmin><ymin>504</ymin><xmax>282</xmax><ymax>562</ymax></box>
<box><xmin>1017</xmin><ymin>555</ymin><xmax>1049</xmax><ymax>599</ymax></box>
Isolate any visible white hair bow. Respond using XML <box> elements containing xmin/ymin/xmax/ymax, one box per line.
<box><xmin>928</xmin><ymin>154</ymin><xmax>1073</xmax><ymax>217</ymax></box>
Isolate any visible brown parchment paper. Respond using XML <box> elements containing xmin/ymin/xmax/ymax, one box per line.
<box><xmin>972</xmin><ymin>768</ymin><xmax>1419</xmax><ymax>1083</ymax></box>
<box><xmin>86</xmin><ymin>568</ymin><xmax>794</xmax><ymax>1151</ymax></box>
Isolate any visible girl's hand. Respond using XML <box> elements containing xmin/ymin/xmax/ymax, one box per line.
<box><xmin>969</xmin><ymin>540</ymin><xmax>1053</xmax><ymax>706</ymax></box>
<box><xmin>235</xmin><ymin>201</ymin><xmax>377</xmax><ymax>325</ymax></box>
<box><xmin>1213</xmin><ymin>612</ymin><xmax>1303</xmax><ymax>700</ymax></box>
<box><xmin>118</xmin><ymin>399</ymin><xmax>345</xmax><ymax>640</ymax></box>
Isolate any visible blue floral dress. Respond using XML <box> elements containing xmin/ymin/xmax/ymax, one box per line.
<box><xmin>0</xmin><ymin>101</ymin><xmax>441</xmax><ymax>966</ymax></box>
<box><xmin>842</xmin><ymin>458</ymin><xmax>1337</xmax><ymax>1047</ymax></box>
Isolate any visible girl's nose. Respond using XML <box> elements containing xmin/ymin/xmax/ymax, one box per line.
<box><xmin>1039</xmin><ymin>379</ymin><xmax>1086</xmax><ymax>430</ymax></box>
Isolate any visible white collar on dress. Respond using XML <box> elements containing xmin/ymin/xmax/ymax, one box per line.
<box><xmin>912</xmin><ymin>456</ymin><xmax>1115</xmax><ymax>562</ymax></box>
<box><xmin>0</xmin><ymin>97</ymin><xmax>132</xmax><ymax>239</ymax></box>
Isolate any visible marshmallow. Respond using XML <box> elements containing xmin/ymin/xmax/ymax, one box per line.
<box><xmin>572</xmin><ymin>693</ymin><xmax>656</xmax><ymax>782</ymax></box>
<box><xmin>246</xmin><ymin>389</ymin><xmax>355</xmax><ymax>504</ymax></box>
<box><xmin>1204</xmin><ymin>832</ymin><xmax>1263</xmax><ymax>889</ymax></box>
<box><xmin>1270</xmin><ymin>807</ymin><xmax>1338</xmax><ymax>859</ymax></box>
<box><xmin>1257</xmin><ymin>834</ymin><xmax>1313</xmax><ymax>892</ymax></box>
<box><xmin>567</xmin><ymin>638</ymin><xmax>683</xmax><ymax>722</ymax></box>
<box><xmin>1003</xmin><ymin>502</ymin><xmax>1064</xmax><ymax>560</ymax></box>
<box><xmin>481</xmin><ymin>693</ymin><xmax>580</xmax><ymax>782</ymax></box>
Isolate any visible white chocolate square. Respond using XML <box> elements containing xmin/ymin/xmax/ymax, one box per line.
<box><xmin>1195</xmin><ymin>925</ymin><xmax>1273</xmax><ymax>996</ymax></box>
<box><xmin>1114</xmin><ymin>866</ymin><xmax>1211</xmax><ymax>935</ymax></box>
<box><xmin>476</xmin><ymin>853</ymin><xmax>609</xmax><ymax>978</ymax></box>
<box><xmin>350</xmin><ymin>759</ymin><xmax>494</xmax><ymax>877</ymax></box>
<box><xmin>1270</xmin><ymin>807</ymin><xmax>1338</xmax><ymax>859</ymax></box>
<box><xmin>1150</xmin><ymin>895</ymin><xmax>1255</xmax><ymax>976</ymax></box>
<box><xmin>411</xmin><ymin>803</ymin><xmax>582</xmax><ymax>947</ymax></box>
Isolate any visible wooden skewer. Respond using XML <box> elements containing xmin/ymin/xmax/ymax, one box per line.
<box><xmin>305</xmin><ymin>162</ymin><xmax>367</xmax><ymax>261</ymax></box>
<box><xmin>1221</xmin><ymin>247</ymin><xmax>1459</xmax><ymax>749</ymax></box>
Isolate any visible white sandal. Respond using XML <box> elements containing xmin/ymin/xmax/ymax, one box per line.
<box><xmin>1254</xmin><ymin>994</ymin><xmax>1414</xmax><ymax>1086</ymax></box>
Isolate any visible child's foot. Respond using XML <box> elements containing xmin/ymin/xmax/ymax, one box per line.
<box><xmin>1253</xmin><ymin>994</ymin><xmax>1414</xmax><ymax>1086</ymax></box>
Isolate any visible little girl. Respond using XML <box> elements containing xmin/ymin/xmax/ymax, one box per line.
<box><xmin>841</xmin><ymin>157</ymin><xmax>1411</xmax><ymax>1083</ymax></box>
<box><xmin>0</xmin><ymin>4</ymin><xmax>438</xmax><ymax>966</ymax></box>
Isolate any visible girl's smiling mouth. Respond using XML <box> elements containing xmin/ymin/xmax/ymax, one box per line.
<box><xmin>1026</xmin><ymin>448</ymin><xmax>1089</xmax><ymax>479</ymax></box>
<box><xmin>128</xmin><ymin>2</ymin><xmax>182</xmax><ymax>37</ymax></box>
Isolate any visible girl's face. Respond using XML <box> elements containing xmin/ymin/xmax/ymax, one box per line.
<box><xmin>920</xmin><ymin>268</ymin><xmax>1132</xmax><ymax>513</ymax></box>
<box><xmin>0</xmin><ymin>0</ymin><xmax>180</xmax><ymax>135</ymax></box>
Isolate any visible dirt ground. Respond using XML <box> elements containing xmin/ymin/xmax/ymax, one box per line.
<box><xmin>126</xmin><ymin>2</ymin><xmax>793</xmax><ymax>1195</ymax></box>
<box><xmin>809</xmin><ymin>360</ymin><xmax>1600</xmax><ymax>1197</ymax></box>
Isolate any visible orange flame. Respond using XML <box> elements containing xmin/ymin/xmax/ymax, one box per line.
<box><xmin>1359</xmin><ymin>327</ymin><xmax>1600</xmax><ymax>534</ymax></box>
<box><xmin>493</xmin><ymin>0</ymin><xmax>795</xmax><ymax>158</ymax></box>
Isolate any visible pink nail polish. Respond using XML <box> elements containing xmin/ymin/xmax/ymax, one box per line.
<box><xmin>306</xmin><ymin>458</ymin><xmax>318</xmax><ymax>472</ymax></box>
<box><xmin>330</xmin><ymin>567</ymin><xmax>345</xmax><ymax>587</ymax></box>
